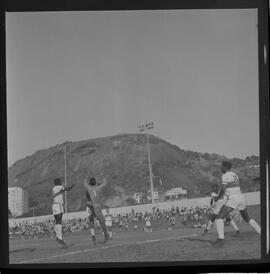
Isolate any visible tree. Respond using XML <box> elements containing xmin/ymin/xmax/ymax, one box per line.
<box><xmin>212</xmin><ymin>170</ymin><xmax>221</xmax><ymax>177</ymax></box>
<box><xmin>203</xmin><ymin>153</ymin><xmax>210</xmax><ymax>160</ymax></box>
<box><xmin>29</xmin><ymin>196</ymin><xmax>39</xmax><ymax>208</ymax></box>
<box><xmin>231</xmin><ymin>158</ymin><xmax>243</xmax><ymax>168</ymax></box>
<box><xmin>125</xmin><ymin>197</ymin><xmax>137</xmax><ymax>206</ymax></box>
<box><xmin>245</xmin><ymin>156</ymin><xmax>251</xmax><ymax>163</ymax></box>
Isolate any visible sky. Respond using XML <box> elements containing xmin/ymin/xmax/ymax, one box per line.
<box><xmin>6</xmin><ymin>9</ymin><xmax>259</xmax><ymax>167</ymax></box>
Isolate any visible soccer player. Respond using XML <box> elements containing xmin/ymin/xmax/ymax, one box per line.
<box><xmin>84</xmin><ymin>175</ymin><xmax>109</xmax><ymax>245</ymax></box>
<box><xmin>213</xmin><ymin>161</ymin><xmax>261</xmax><ymax>246</ymax></box>
<box><xmin>123</xmin><ymin>217</ymin><xmax>129</xmax><ymax>231</ymax></box>
<box><xmin>132</xmin><ymin>214</ymin><xmax>139</xmax><ymax>230</ymax></box>
<box><xmin>202</xmin><ymin>184</ymin><xmax>240</xmax><ymax>235</ymax></box>
<box><xmin>52</xmin><ymin>178</ymin><xmax>74</xmax><ymax>247</ymax></box>
<box><xmin>170</xmin><ymin>214</ymin><xmax>176</xmax><ymax>228</ymax></box>
<box><xmin>182</xmin><ymin>210</ymin><xmax>188</xmax><ymax>226</ymax></box>
<box><xmin>104</xmin><ymin>207</ymin><xmax>113</xmax><ymax>240</ymax></box>
<box><xmin>144</xmin><ymin>214</ymin><xmax>152</xmax><ymax>232</ymax></box>
<box><xmin>119</xmin><ymin>217</ymin><xmax>123</xmax><ymax>231</ymax></box>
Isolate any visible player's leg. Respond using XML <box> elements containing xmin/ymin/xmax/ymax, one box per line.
<box><xmin>239</xmin><ymin>208</ymin><xmax>261</xmax><ymax>235</ymax></box>
<box><xmin>107</xmin><ymin>225</ymin><xmax>112</xmax><ymax>239</ymax></box>
<box><xmin>203</xmin><ymin>213</ymin><xmax>218</xmax><ymax>235</ymax></box>
<box><xmin>95</xmin><ymin>208</ymin><xmax>109</xmax><ymax>241</ymax></box>
<box><xmin>53</xmin><ymin>204</ymin><xmax>64</xmax><ymax>242</ymax></box>
<box><xmin>227</xmin><ymin>211</ymin><xmax>240</xmax><ymax>234</ymax></box>
<box><xmin>88</xmin><ymin>213</ymin><xmax>96</xmax><ymax>245</ymax></box>
<box><xmin>54</xmin><ymin>213</ymin><xmax>66</xmax><ymax>247</ymax></box>
<box><xmin>213</xmin><ymin>205</ymin><xmax>234</xmax><ymax>245</ymax></box>
<box><xmin>110</xmin><ymin>226</ymin><xmax>113</xmax><ymax>239</ymax></box>
<box><xmin>229</xmin><ymin>218</ymin><xmax>240</xmax><ymax>234</ymax></box>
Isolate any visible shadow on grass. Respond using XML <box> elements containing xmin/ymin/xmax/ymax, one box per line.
<box><xmin>10</xmin><ymin>247</ymin><xmax>36</xmax><ymax>253</ymax></box>
<box><xmin>226</xmin><ymin>231</ymin><xmax>259</xmax><ymax>240</ymax></box>
<box><xmin>180</xmin><ymin>237</ymin><xmax>214</xmax><ymax>245</ymax></box>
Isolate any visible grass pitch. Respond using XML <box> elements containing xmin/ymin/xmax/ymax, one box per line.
<box><xmin>9</xmin><ymin>205</ymin><xmax>261</xmax><ymax>264</ymax></box>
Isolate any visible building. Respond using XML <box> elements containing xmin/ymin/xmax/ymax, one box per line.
<box><xmin>134</xmin><ymin>192</ymin><xmax>144</xmax><ymax>204</ymax></box>
<box><xmin>165</xmin><ymin>187</ymin><xmax>187</xmax><ymax>200</ymax></box>
<box><xmin>146</xmin><ymin>190</ymin><xmax>159</xmax><ymax>201</ymax></box>
<box><xmin>134</xmin><ymin>190</ymin><xmax>160</xmax><ymax>204</ymax></box>
<box><xmin>8</xmin><ymin>187</ymin><xmax>29</xmax><ymax>217</ymax></box>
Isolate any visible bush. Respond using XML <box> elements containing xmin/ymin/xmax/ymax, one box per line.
<box><xmin>125</xmin><ymin>197</ymin><xmax>137</xmax><ymax>206</ymax></box>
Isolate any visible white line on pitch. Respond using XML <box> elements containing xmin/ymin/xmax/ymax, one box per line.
<box><xmin>17</xmin><ymin>233</ymin><xmax>197</xmax><ymax>264</ymax></box>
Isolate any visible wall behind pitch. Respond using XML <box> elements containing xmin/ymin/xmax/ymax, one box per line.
<box><xmin>9</xmin><ymin>191</ymin><xmax>260</xmax><ymax>227</ymax></box>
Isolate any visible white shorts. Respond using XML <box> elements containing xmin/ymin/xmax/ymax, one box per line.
<box><xmin>146</xmin><ymin>221</ymin><xmax>151</xmax><ymax>227</ymax></box>
<box><xmin>52</xmin><ymin>203</ymin><xmax>64</xmax><ymax>215</ymax></box>
<box><xmin>225</xmin><ymin>194</ymin><xmax>246</xmax><ymax>211</ymax></box>
<box><xmin>106</xmin><ymin>222</ymin><xmax>112</xmax><ymax>227</ymax></box>
<box><xmin>212</xmin><ymin>198</ymin><xmax>226</xmax><ymax>215</ymax></box>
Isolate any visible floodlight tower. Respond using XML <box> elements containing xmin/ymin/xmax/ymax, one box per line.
<box><xmin>139</xmin><ymin>122</ymin><xmax>154</xmax><ymax>204</ymax></box>
<box><xmin>63</xmin><ymin>141</ymin><xmax>69</xmax><ymax>213</ymax></box>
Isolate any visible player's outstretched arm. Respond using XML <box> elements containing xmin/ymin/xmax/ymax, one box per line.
<box><xmin>53</xmin><ymin>184</ymin><xmax>75</xmax><ymax>198</ymax></box>
<box><xmin>83</xmin><ymin>178</ymin><xmax>91</xmax><ymax>191</ymax></box>
<box><xmin>64</xmin><ymin>183</ymin><xmax>75</xmax><ymax>192</ymax></box>
<box><xmin>86</xmin><ymin>200</ymin><xmax>93</xmax><ymax>208</ymax></box>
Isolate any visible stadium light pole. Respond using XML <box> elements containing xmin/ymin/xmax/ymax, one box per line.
<box><xmin>64</xmin><ymin>141</ymin><xmax>68</xmax><ymax>213</ymax></box>
<box><xmin>139</xmin><ymin>122</ymin><xmax>154</xmax><ymax>204</ymax></box>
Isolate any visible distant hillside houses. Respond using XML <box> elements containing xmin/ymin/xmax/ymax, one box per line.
<box><xmin>134</xmin><ymin>192</ymin><xmax>143</xmax><ymax>204</ymax></box>
<box><xmin>246</xmin><ymin>164</ymin><xmax>260</xmax><ymax>168</ymax></box>
<box><xmin>134</xmin><ymin>190</ymin><xmax>159</xmax><ymax>204</ymax></box>
<box><xmin>134</xmin><ymin>187</ymin><xmax>187</xmax><ymax>204</ymax></box>
<box><xmin>146</xmin><ymin>190</ymin><xmax>159</xmax><ymax>202</ymax></box>
<box><xmin>165</xmin><ymin>188</ymin><xmax>187</xmax><ymax>201</ymax></box>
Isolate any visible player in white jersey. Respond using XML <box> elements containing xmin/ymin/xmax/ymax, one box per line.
<box><xmin>52</xmin><ymin>178</ymin><xmax>74</xmax><ymax>247</ymax></box>
<box><xmin>104</xmin><ymin>207</ymin><xmax>113</xmax><ymax>240</ymax></box>
<box><xmin>144</xmin><ymin>215</ymin><xmax>152</xmax><ymax>232</ymax></box>
<box><xmin>202</xmin><ymin>184</ymin><xmax>240</xmax><ymax>235</ymax></box>
<box><xmin>213</xmin><ymin>161</ymin><xmax>261</xmax><ymax>247</ymax></box>
<box><xmin>170</xmin><ymin>215</ymin><xmax>176</xmax><ymax>227</ymax></box>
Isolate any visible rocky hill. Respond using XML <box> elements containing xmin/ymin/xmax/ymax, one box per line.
<box><xmin>8</xmin><ymin>134</ymin><xmax>260</xmax><ymax>216</ymax></box>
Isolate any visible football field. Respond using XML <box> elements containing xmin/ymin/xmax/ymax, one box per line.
<box><xmin>9</xmin><ymin>205</ymin><xmax>261</xmax><ymax>264</ymax></box>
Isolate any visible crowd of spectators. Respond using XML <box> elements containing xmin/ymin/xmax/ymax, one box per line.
<box><xmin>9</xmin><ymin>205</ymin><xmax>214</xmax><ymax>240</ymax></box>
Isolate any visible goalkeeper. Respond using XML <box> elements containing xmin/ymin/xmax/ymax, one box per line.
<box><xmin>83</xmin><ymin>174</ymin><xmax>109</xmax><ymax>245</ymax></box>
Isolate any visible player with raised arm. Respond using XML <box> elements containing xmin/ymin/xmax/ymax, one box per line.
<box><xmin>213</xmin><ymin>161</ymin><xmax>261</xmax><ymax>247</ymax></box>
<box><xmin>83</xmin><ymin>174</ymin><xmax>109</xmax><ymax>245</ymax></box>
<box><xmin>202</xmin><ymin>184</ymin><xmax>240</xmax><ymax>235</ymax></box>
<box><xmin>52</xmin><ymin>178</ymin><xmax>74</xmax><ymax>247</ymax></box>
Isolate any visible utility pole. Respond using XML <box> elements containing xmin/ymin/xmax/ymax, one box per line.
<box><xmin>64</xmin><ymin>141</ymin><xmax>68</xmax><ymax>213</ymax></box>
<box><xmin>139</xmin><ymin>122</ymin><xmax>154</xmax><ymax>204</ymax></box>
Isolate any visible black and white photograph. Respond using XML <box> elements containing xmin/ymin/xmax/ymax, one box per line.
<box><xmin>2</xmin><ymin>2</ymin><xmax>269</xmax><ymax>268</ymax></box>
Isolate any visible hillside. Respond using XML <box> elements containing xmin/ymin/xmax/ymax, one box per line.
<box><xmin>8</xmin><ymin>134</ymin><xmax>260</xmax><ymax>216</ymax></box>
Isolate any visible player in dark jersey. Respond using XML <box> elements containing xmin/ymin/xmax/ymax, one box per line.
<box><xmin>84</xmin><ymin>176</ymin><xmax>109</xmax><ymax>245</ymax></box>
